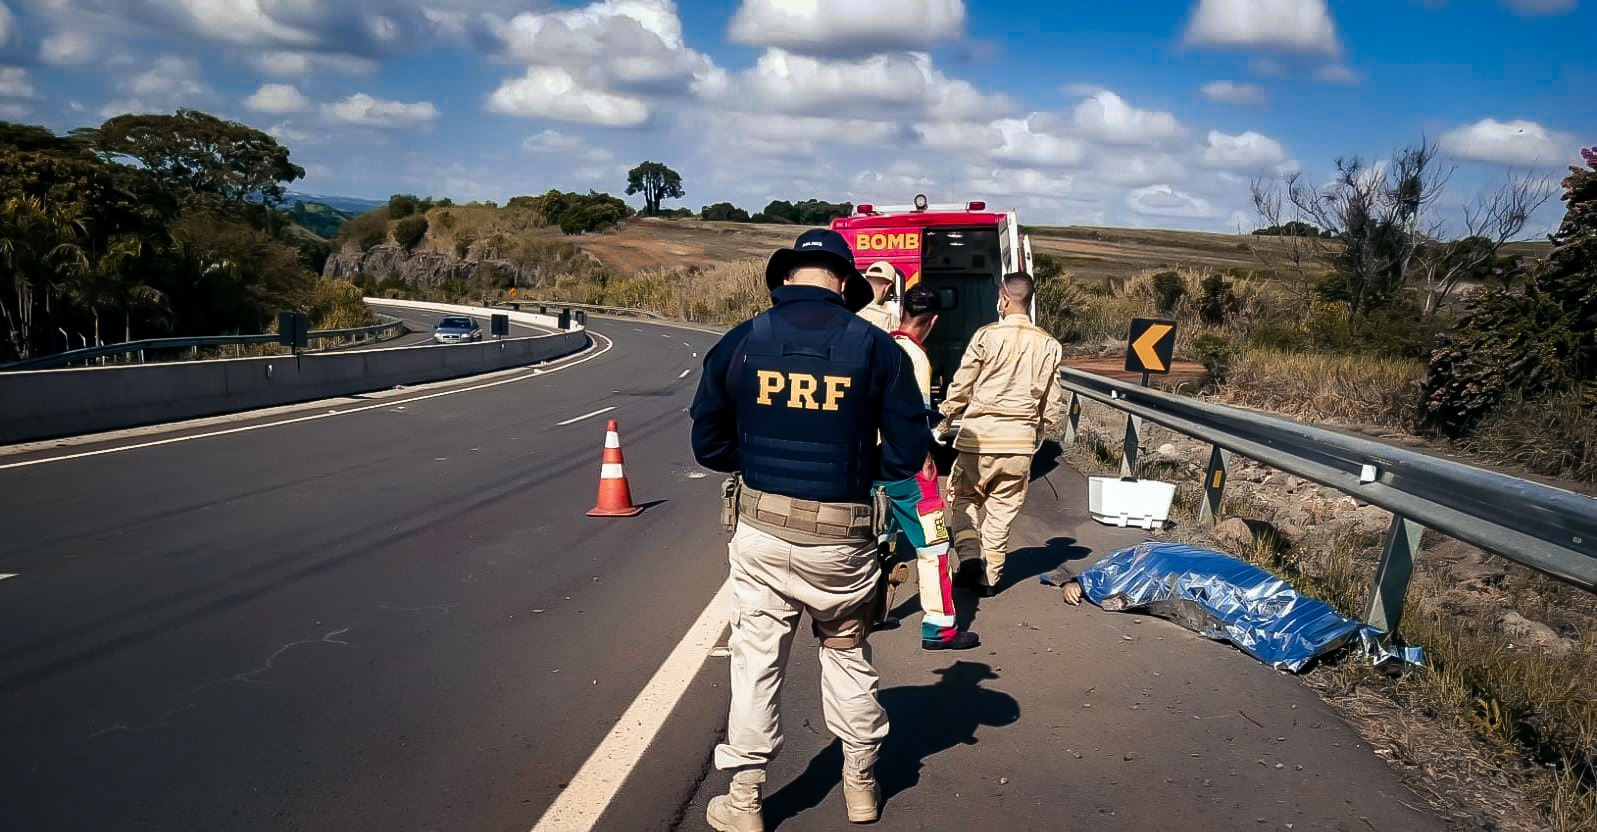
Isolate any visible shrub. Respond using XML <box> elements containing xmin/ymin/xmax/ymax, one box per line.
<box><xmin>393</xmin><ymin>215</ymin><xmax>428</xmax><ymax>249</ymax></box>
<box><xmin>1249</xmin><ymin>324</ymin><xmax>1308</xmax><ymax>353</ymax></box>
<box><xmin>1151</xmin><ymin>271</ymin><xmax>1185</xmax><ymax>312</ymax></box>
<box><xmin>454</xmin><ymin>233</ymin><xmax>475</xmax><ymax>258</ymax></box>
<box><xmin>388</xmin><ymin>194</ymin><xmax>419</xmax><ymax>219</ymax></box>
<box><xmin>1462</xmin><ymin>390</ymin><xmax>1597</xmax><ymax>483</ymax></box>
<box><xmin>1192</xmin><ymin>332</ymin><xmax>1241</xmax><ymax>382</ymax></box>
<box><xmin>338</xmin><ymin>209</ymin><xmax>390</xmax><ymax>252</ymax></box>
<box><xmin>1197</xmin><ymin>274</ymin><xmax>1239</xmax><ymax>326</ymax></box>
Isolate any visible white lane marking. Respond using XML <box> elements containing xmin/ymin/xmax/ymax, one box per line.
<box><xmin>0</xmin><ymin>331</ymin><xmax>616</xmax><ymax>471</ymax></box>
<box><xmin>555</xmin><ymin>406</ymin><xmax>616</xmax><ymax>427</ymax></box>
<box><xmin>0</xmin><ymin>574</ymin><xmax>16</xmax><ymax>581</ymax></box>
<box><xmin>677</xmin><ymin>369</ymin><xmax>691</xmax><ymax>379</ymax></box>
<box><xmin>528</xmin><ymin>579</ymin><xmax>732</xmax><ymax>832</ymax></box>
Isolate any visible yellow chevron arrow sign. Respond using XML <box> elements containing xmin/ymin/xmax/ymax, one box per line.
<box><xmin>1124</xmin><ymin>318</ymin><xmax>1177</xmax><ymax>375</ymax></box>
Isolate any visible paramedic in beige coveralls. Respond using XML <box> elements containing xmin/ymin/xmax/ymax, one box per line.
<box><xmin>937</xmin><ymin>271</ymin><xmax>1066</xmax><ymax>596</ymax></box>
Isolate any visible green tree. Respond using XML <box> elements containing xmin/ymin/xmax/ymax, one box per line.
<box><xmin>388</xmin><ymin>194</ymin><xmax>419</xmax><ymax>219</ymax></box>
<box><xmin>73</xmin><ymin>110</ymin><xmax>305</xmax><ymax>207</ymax></box>
<box><xmin>625</xmin><ymin>161</ymin><xmax>684</xmax><ymax>216</ymax></box>
<box><xmin>1419</xmin><ymin>147</ymin><xmax>1597</xmax><ymax>435</ymax></box>
<box><xmin>701</xmin><ymin>202</ymin><xmax>750</xmax><ymax>222</ymax></box>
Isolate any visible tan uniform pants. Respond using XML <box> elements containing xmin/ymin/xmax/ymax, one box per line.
<box><xmin>714</xmin><ymin>522</ymin><xmax>889</xmax><ymax>773</ymax></box>
<box><xmin>947</xmin><ymin>452</ymin><xmax>1033</xmax><ymax>587</ymax></box>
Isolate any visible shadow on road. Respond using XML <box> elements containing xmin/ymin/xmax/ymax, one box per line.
<box><xmin>1030</xmin><ymin>439</ymin><xmax>1063</xmax><ymax>482</ymax></box>
<box><xmin>760</xmin><ymin>661</ymin><xmax>1020</xmax><ymax>829</ymax></box>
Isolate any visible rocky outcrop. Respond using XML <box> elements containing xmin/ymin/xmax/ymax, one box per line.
<box><xmin>322</xmin><ymin>243</ymin><xmax>529</xmax><ymax>288</ymax></box>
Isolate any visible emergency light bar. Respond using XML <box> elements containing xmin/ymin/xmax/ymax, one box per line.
<box><xmin>854</xmin><ymin>201</ymin><xmax>993</xmax><ymax>215</ymax></box>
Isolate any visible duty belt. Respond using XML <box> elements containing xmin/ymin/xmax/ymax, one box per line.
<box><xmin>736</xmin><ymin>484</ymin><xmax>875</xmax><ymax>544</ymax></box>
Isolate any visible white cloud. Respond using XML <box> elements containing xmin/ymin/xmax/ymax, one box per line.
<box><xmin>916</xmin><ymin>117</ymin><xmax>1088</xmax><ymax>166</ymax></box>
<box><xmin>245</xmin><ymin>83</ymin><xmax>310</xmax><ymax>114</ymax></box>
<box><xmin>481</xmin><ymin>0</ymin><xmax>723</xmax><ymax>126</ymax></box>
<box><xmin>1126</xmin><ymin>184</ymin><xmax>1217</xmax><ymax>218</ymax></box>
<box><xmin>729</xmin><ymin>49</ymin><xmax>1009</xmax><ymax>122</ymax></box>
<box><xmin>31</xmin><ymin>0</ymin><xmax>448</xmax><ymax>60</ymax></box>
<box><xmin>1198</xmin><ymin>80</ymin><xmax>1266</xmax><ymax>104</ymax></box>
<box><xmin>728</xmin><ymin>0</ymin><xmax>965</xmax><ymax>57</ymax></box>
<box><xmin>1440</xmin><ymin>118</ymin><xmax>1575</xmax><ymax>166</ymax></box>
<box><xmin>247</xmin><ymin>50</ymin><xmax>378</xmax><ymax>76</ymax></box>
<box><xmin>966</xmin><ymin>167</ymin><xmax>1085</xmax><ymax>199</ymax></box>
<box><xmin>40</xmin><ymin>31</ymin><xmax>97</xmax><ymax>65</ymax></box>
<box><xmin>484</xmin><ymin>0</ymin><xmax>723</xmax><ymax>96</ymax></box>
<box><xmin>1502</xmin><ymin>0</ymin><xmax>1577</xmax><ymax>14</ymax></box>
<box><xmin>1312</xmin><ymin>63</ymin><xmax>1360</xmax><ymax>84</ymax></box>
<box><xmin>323</xmin><ymin>93</ymin><xmax>439</xmax><ymax>128</ymax></box>
<box><xmin>1072</xmin><ymin>91</ymin><xmax>1183</xmax><ymax>145</ymax></box>
<box><xmin>0</xmin><ymin>99</ymin><xmax>30</xmax><ymax>119</ymax></box>
<box><xmin>101</xmin><ymin>55</ymin><xmax>212</xmax><ymax>117</ymax></box>
<box><xmin>522</xmin><ymin>129</ymin><xmax>616</xmax><ymax>162</ymax></box>
<box><xmin>487</xmin><ymin>66</ymin><xmax>651</xmax><ymax>126</ymax></box>
<box><xmin>1201</xmin><ymin>129</ymin><xmax>1290</xmax><ymax>169</ymax></box>
<box><xmin>0</xmin><ymin>66</ymin><xmax>32</xmax><ymax>98</ymax></box>
<box><xmin>1184</xmin><ymin>0</ymin><xmax>1341</xmax><ymax>54</ymax></box>
<box><xmin>266</xmin><ymin>120</ymin><xmax>316</xmax><ymax>145</ymax></box>
<box><xmin>0</xmin><ymin>3</ymin><xmax>13</xmax><ymax>49</ymax></box>
<box><xmin>852</xmin><ymin>160</ymin><xmax>936</xmax><ymax>194</ymax></box>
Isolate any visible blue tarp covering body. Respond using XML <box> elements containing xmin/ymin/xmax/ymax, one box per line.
<box><xmin>1045</xmin><ymin>542</ymin><xmax>1417</xmax><ymax>672</ymax></box>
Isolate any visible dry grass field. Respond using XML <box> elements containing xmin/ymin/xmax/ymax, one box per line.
<box><xmin>550</xmin><ymin>216</ymin><xmax>1553</xmax><ymax>285</ymax></box>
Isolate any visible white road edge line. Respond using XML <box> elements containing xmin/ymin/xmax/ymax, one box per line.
<box><xmin>0</xmin><ymin>574</ymin><xmax>16</xmax><ymax>581</ymax></box>
<box><xmin>528</xmin><ymin>579</ymin><xmax>732</xmax><ymax>832</ymax></box>
<box><xmin>677</xmin><ymin>369</ymin><xmax>691</xmax><ymax>379</ymax></box>
<box><xmin>0</xmin><ymin>330</ymin><xmax>615</xmax><ymax>471</ymax></box>
<box><xmin>555</xmin><ymin>406</ymin><xmax>616</xmax><ymax>427</ymax></box>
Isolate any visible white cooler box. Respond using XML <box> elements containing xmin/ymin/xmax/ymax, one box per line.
<box><xmin>1088</xmin><ymin>477</ymin><xmax>1177</xmax><ymax>530</ymax></box>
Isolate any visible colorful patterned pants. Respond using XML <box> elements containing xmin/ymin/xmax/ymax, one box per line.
<box><xmin>878</xmin><ymin>471</ymin><xmax>959</xmax><ymax>642</ymax></box>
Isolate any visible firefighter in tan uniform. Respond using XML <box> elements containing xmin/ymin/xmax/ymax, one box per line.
<box><xmin>937</xmin><ymin>272</ymin><xmax>1065</xmax><ymax>596</ymax></box>
<box><xmin>856</xmin><ymin>260</ymin><xmax>899</xmax><ymax>331</ymax></box>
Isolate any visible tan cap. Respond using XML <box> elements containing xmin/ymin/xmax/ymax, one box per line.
<box><xmin>863</xmin><ymin>260</ymin><xmax>897</xmax><ymax>283</ymax></box>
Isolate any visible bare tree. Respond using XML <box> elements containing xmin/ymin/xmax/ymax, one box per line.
<box><xmin>1413</xmin><ymin>174</ymin><xmax>1554</xmax><ymax>313</ymax></box>
<box><xmin>1253</xmin><ymin>139</ymin><xmax>1451</xmax><ymax>320</ymax></box>
<box><xmin>1248</xmin><ymin>179</ymin><xmax>1328</xmax><ymax>308</ymax></box>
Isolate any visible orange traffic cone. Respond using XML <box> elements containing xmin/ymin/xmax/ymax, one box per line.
<box><xmin>587</xmin><ymin>419</ymin><xmax>644</xmax><ymax>517</ymax></box>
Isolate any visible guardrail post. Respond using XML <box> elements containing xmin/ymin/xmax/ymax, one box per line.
<box><xmin>1120</xmin><ymin>413</ymin><xmax>1142</xmax><ymax>479</ymax></box>
<box><xmin>1364</xmin><ymin>514</ymin><xmax>1425</xmax><ymax>635</ymax></box>
<box><xmin>1063</xmin><ymin>391</ymin><xmax>1081</xmax><ymax>444</ymax></box>
<box><xmin>1198</xmin><ymin>445</ymin><xmax>1234</xmax><ymax>526</ymax></box>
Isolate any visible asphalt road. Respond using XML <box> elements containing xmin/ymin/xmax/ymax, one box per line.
<box><xmin>0</xmin><ymin>315</ymin><xmax>1451</xmax><ymax>832</ymax></box>
<box><xmin>0</xmin><ymin>318</ymin><xmax>728</xmax><ymax>832</ymax></box>
<box><xmin>365</xmin><ymin>303</ymin><xmax>553</xmax><ymax>349</ymax></box>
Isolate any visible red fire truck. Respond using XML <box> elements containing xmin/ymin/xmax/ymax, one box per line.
<box><xmin>831</xmin><ymin>193</ymin><xmax>1035</xmax><ymax>405</ymax></box>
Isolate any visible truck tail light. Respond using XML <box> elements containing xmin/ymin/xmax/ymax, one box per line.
<box><xmin>857</xmin><ymin>203</ymin><xmax>873</xmax><ymax>214</ymax></box>
<box><xmin>967</xmin><ymin>201</ymin><xmax>986</xmax><ymax>211</ymax></box>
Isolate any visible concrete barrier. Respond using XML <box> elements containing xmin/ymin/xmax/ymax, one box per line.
<box><xmin>0</xmin><ymin>315</ymin><xmax>590</xmax><ymax>444</ymax></box>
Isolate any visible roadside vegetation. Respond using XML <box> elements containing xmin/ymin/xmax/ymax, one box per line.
<box><xmin>1059</xmin><ymin>404</ymin><xmax>1597</xmax><ymax>831</ymax></box>
<box><xmin>0</xmin><ymin>110</ymin><xmax>369</xmax><ymax>364</ymax></box>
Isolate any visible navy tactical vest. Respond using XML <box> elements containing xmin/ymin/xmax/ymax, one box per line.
<box><xmin>732</xmin><ymin>309</ymin><xmax>879</xmax><ymax>504</ymax></box>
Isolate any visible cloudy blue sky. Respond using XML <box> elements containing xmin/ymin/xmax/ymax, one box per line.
<box><xmin>0</xmin><ymin>0</ymin><xmax>1589</xmax><ymax>233</ymax></box>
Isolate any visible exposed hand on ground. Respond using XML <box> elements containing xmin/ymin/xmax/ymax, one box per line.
<box><xmin>1060</xmin><ymin>581</ymin><xmax>1084</xmax><ymax>606</ymax></box>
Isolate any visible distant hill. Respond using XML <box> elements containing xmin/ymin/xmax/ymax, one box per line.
<box><xmin>283</xmin><ymin>191</ymin><xmax>387</xmax><ymax>217</ymax></box>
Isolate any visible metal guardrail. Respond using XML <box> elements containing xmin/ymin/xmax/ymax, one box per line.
<box><xmin>1059</xmin><ymin>367</ymin><xmax>1597</xmax><ymax>635</ymax></box>
<box><xmin>500</xmin><ymin>299</ymin><xmax>666</xmax><ymax>320</ymax></box>
<box><xmin>0</xmin><ymin>316</ymin><xmax>408</xmax><ymax>372</ymax></box>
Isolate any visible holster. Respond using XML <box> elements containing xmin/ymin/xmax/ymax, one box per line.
<box><xmin>721</xmin><ymin>474</ymin><xmax>742</xmax><ymax>533</ymax></box>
